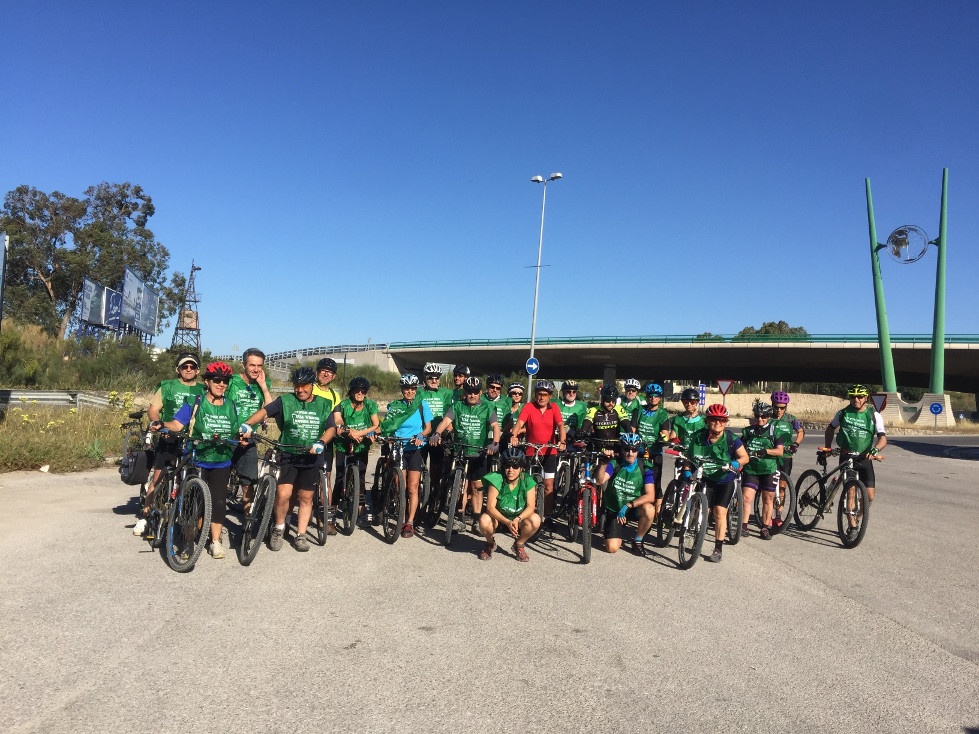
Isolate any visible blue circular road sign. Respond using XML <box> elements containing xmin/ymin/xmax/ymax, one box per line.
<box><xmin>526</xmin><ymin>358</ymin><xmax>540</xmax><ymax>376</ymax></box>
<box><xmin>929</xmin><ymin>402</ymin><xmax>943</xmax><ymax>415</ymax></box>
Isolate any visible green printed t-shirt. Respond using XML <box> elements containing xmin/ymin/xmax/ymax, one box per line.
<box><xmin>635</xmin><ymin>406</ymin><xmax>671</xmax><ymax>450</ymax></box>
<box><xmin>772</xmin><ymin>413</ymin><xmax>799</xmax><ymax>468</ymax></box>
<box><xmin>420</xmin><ymin>387</ymin><xmax>453</xmax><ymax>423</ymax></box>
<box><xmin>619</xmin><ymin>396</ymin><xmax>641</xmax><ymax>415</ymax></box>
<box><xmin>691</xmin><ymin>431</ymin><xmax>740</xmax><ymax>483</ymax></box>
<box><xmin>227</xmin><ymin>375</ymin><xmax>271</xmax><ymax>420</ymax></box>
<box><xmin>671</xmin><ymin>413</ymin><xmax>706</xmax><ymax>450</ymax></box>
<box><xmin>553</xmin><ymin>400</ymin><xmax>588</xmax><ymax>431</ymax></box>
<box><xmin>449</xmin><ymin>399</ymin><xmax>497</xmax><ymax>456</ymax></box>
<box><xmin>482</xmin><ymin>472</ymin><xmax>536</xmax><ymax>520</ymax></box>
<box><xmin>190</xmin><ymin>398</ymin><xmax>239</xmax><ymax>465</ymax></box>
<box><xmin>601</xmin><ymin>459</ymin><xmax>652</xmax><ymax>512</ymax></box>
<box><xmin>279</xmin><ymin>394</ymin><xmax>334</xmax><ymax>455</ymax></box>
<box><xmin>335</xmin><ymin>398</ymin><xmax>379</xmax><ymax>455</ymax></box>
<box><xmin>157</xmin><ymin>379</ymin><xmax>205</xmax><ymax>422</ymax></box>
<box><xmin>741</xmin><ymin>424</ymin><xmax>779</xmax><ymax>476</ymax></box>
<box><xmin>482</xmin><ymin>395</ymin><xmax>511</xmax><ymax>441</ymax></box>
<box><xmin>835</xmin><ymin>406</ymin><xmax>876</xmax><ymax>454</ymax></box>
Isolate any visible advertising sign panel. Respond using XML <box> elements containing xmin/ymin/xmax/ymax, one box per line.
<box><xmin>79</xmin><ymin>278</ymin><xmax>106</xmax><ymax>325</ymax></box>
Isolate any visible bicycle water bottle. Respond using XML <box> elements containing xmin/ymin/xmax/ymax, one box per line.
<box><xmin>143</xmin><ymin>429</ymin><xmax>153</xmax><ymax>449</ymax></box>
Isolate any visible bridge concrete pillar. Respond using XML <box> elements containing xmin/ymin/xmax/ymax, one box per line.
<box><xmin>603</xmin><ymin>365</ymin><xmax>617</xmax><ymax>387</ymax></box>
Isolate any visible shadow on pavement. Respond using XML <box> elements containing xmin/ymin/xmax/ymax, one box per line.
<box><xmin>888</xmin><ymin>439</ymin><xmax>979</xmax><ymax>461</ymax></box>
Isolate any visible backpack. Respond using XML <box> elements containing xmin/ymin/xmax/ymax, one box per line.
<box><xmin>120</xmin><ymin>445</ymin><xmax>152</xmax><ymax>486</ymax></box>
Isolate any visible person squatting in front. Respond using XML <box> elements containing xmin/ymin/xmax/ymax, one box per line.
<box><xmin>379</xmin><ymin>374</ymin><xmax>433</xmax><ymax>539</ymax></box>
<box><xmin>477</xmin><ymin>447</ymin><xmax>541</xmax><ymax>562</ymax></box>
<box><xmin>163</xmin><ymin>361</ymin><xmax>242</xmax><ymax>559</ymax></box>
<box><xmin>691</xmin><ymin>404</ymin><xmax>750</xmax><ymax>563</ymax></box>
<box><xmin>240</xmin><ymin>366</ymin><xmax>334</xmax><ymax>552</ymax></box>
<box><xmin>595</xmin><ymin>433</ymin><xmax>657</xmax><ymax>556</ymax></box>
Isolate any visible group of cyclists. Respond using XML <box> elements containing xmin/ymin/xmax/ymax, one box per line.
<box><xmin>130</xmin><ymin>350</ymin><xmax>886</xmax><ymax>566</ymax></box>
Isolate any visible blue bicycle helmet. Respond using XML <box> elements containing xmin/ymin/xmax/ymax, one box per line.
<box><xmin>644</xmin><ymin>382</ymin><xmax>664</xmax><ymax>396</ymax></box>
<box><xmin>619</xmin><ymin>433</ymin><xmax>643</xmax><ymax>451</ymax></box>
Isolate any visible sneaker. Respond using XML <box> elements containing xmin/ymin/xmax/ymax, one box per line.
<box><xmin>293</xmin><ymin>533</ymin><xmax>310</xmax><ymax>552</ymax></box>
<box><xmin>707</xmin><ymin>547</ymin><xmax>723</xmax><ymax>563</ymax></box>
<box><xmin>269</xmin><ymin>527</ymin><xmax>284</xmax><ymax>552</ymax></box>
<box><xmin>132</xmin><ymin>518</ymin><xmax>147</xmax><ymax>536</ymax></box>
<box><xmin>209</xmin><ymin>539</ymin><xmax>225</xmax><ymax>559</ymax></box>
<box><xmin>846</xmin><ymin>525</ymin><xmax>860</xmax><ymax>542</ymax></box>
<box><xmin>370</xmin><ymin>510</ymin><xmax>382</xmax><ymax>527</ymax></box>
<box><xmin>177</xmin><ymin>542</ymin><xmax>194</xmax><ymax>562</ymax></box>
<box><xmin>741</xmin><ymin>522</ymin><xmax>749</xmax><ymax>537</ymax></box>
<box><xmin>760</xmin><ymin>526</ymin><xmax>772</xmax><ymax>541</ymax></box>
<box><xmin>479</xmin><ymin>541</ymin><xmax>496</xmax><ymax>560</ymax></box>
<box><xmin>326</xmin><ymin>521</ymin><xmax>338</xmax><ymax>536</ymax></box>
<box><xmin>401</xmin><ymin>522</ymin><xmax>415</xmax><ymax>539</ymax></box>
<box><xmin>631</xmin><ymin>538</ymin><xmax>648</xmax><ymax>557</ymax></box>
<box><xmin>512</xmin><ymin>542</ymin><xmax>530</xmax><ymax>562</ymax></box>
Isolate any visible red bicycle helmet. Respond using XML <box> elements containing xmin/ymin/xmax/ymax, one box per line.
<box><xmin>204</xmin><ymin>361</ymin><xmax>233</xmax><ymax>379</ymax></box>
<box><xmin>705</xmin><ymin>403</ymin><xmax>729</xmax><ymax>420</ymax></box>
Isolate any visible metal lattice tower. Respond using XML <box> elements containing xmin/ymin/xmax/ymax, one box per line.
<box><xmin>170</xmin><ymin>261</ymin><xmax>202</xmax><ymax>355</ymax></box>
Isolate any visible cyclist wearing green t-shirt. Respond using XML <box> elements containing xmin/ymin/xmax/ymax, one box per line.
<box><xmin>241</xmin><ymin>366</ymin><xmax>335</xmax><ymax>552</ymax></box>
<box><xmin>617</xmin><ymin>378</ymin><xmax>642</xmax><ymax>415</ymax></box>
<box><xmin>771</xmin><ymin>390</ymin><xmax>804</xmax><ymax>529</ymax></box>
<box><xmin>740</xmin><ymin>402</ymin><xmax>784</xmax><ymax>540</ymax></box>
<box><xmin>595</xmin><ymin>433</ymin><xmax>657</xmax><ymax>556</ymax></box>
<box><xmin>500</xmin><ymin>382</ymin><xmax>525</xmax><ymax>446</ymax></box>
<box><xmin>135</xmin><ymin>352</ymin><xmax>205</xmax><ymax>537</ymax></box>
<box><xmin>333</xmin><ymin>376</ymin><xmax>381</xmax><ymax>523</ymax></box>
<box><xmin>420</xmin><ymin>362</ymin><xmax>454</xmax><ymax>509</ymax></box>
<box><xmin>226</xmin><ymin>348</ymin><xmax>273</xmax><ymax>518</ymax></box>
<box><xmin>668</xmin><ymin>387</ymin><xmax>707</xmax><ymax>451</ymax></box>
<box><xmin>632</xmin><ymin>382</ymin><xmax>672</xmax><ymax>517</ymax></box>
<box><xmin>554</xmin><ymin>380</ymin><xmax>587</xmax><ymax>440</ymax></box>
<box><xmin>477</xmin><ymin>447</ymin><xmax>540</xmax><ymax>562</ymax></box>
<box><xmin>451</xmin><ymin>365</ymin><xmax>470</xmax><ymax>401</ymax></box>
<box><xmin>824</xmin><ymin>384</ymin><xmax>887</xmax><ymax>504</ymax></box>
<box><xmin>430</xmin><ymin>376</ymin><xmax>501</xmax><ymax>525</ymax></box>
<box><xmin>164</xmin><ymin>362</ymin><xmax>241</xmax><ymax>559</ymax></box>
<box><xmin>313</xmin><ymin>357</ymin><xmax>343</xmax><ymax>494</ymax></box>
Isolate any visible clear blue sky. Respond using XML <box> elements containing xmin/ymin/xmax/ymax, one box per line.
<box><xmin>3</xmin><ymin>1</ymin><xmax>977</xmax><ymax>356</ymax></box>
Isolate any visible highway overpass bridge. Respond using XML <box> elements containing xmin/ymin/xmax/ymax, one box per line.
<box><xmin>386</xmin><ymin>334</ymin><xmax>979</xmax><ymax>395</ymax></box>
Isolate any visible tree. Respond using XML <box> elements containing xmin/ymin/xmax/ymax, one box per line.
<box><xmin>1</xmin><ymin>183</ymin><xmax>186</xmax><ymax>339</ymax></box>
<box><xmin>694</xmin><ymin>332</ymin><xmax>726</xmax><ymax>341</ymax></box>
<box><xmin>736</xmin><ymin>321</ymin><xmax>809</xmax><ymax>339</ymax></box>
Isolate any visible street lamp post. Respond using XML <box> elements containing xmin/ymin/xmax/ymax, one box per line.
<box><xmin>527</xmin><ymin>173</ymin><xmax>562</xmax><ymax>395</ymax></box>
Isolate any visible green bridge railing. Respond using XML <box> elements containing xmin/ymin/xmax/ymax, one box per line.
<box><xmin>388</xmin><ymin>334</ymin><xmax>979</xmax><ymax>349</ymax></box>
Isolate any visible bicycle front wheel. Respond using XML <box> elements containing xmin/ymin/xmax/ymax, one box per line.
<box><xmin>770</xmin><ymin>476</ymin><xmax>795</xmax><ymax>536</ymax></box>
<box><xmin>338</xmin><ymin>462</ymin><xmax>361</xmax><ymax>536</ymax></box>
<box><xmin>418</xmin><ymin>466</ymin><xmax>431</xmax><ymax>510</ymax></box>
<box><xmin>239</xmin><ymin>474</ymin><xmax>275</xmax><ymax>565</ymax></box>
<box><xmin>165</xmin><ymin>477</ymin><xmax>212</xmax><ymax>573</ymax></box>
<box><xmin>382</xmin><ymin>468</ymin><xmax>406</xmax><ymax>544</ymax></box>
<box><xmin>726</xmin><ymin>481</ymin><xmax>743</xmax><ymax>546</ymax></box>
<box><xmin>444</xmin><ymin>467</ymin><xmax>463</xmax><ymax>547</ymax></box>
<box><xmin>656</xmin><ymin>480</ymin><xmax>681</xmax><ymax>548</ymax></box>
<box><xmin>312</xmin><ymin>470</ymin><xmax>329</xmax><ymax>546</ymax></box>
<box><xmin>677</xmin><ymin>492</ymin><xmax>707</xmax><ymax>570</ymax></box>
<box><xmin>837</xmin><ymin>478</ymin><xmax>869</xmax><ymax>548</ymax></box>
<box><xmin>794</xmin><ymin>470</ymin><xmax>825</xmax><ymax>531</ymax></box>
<box><xmin>580</xmin><ymin>484</ymin><xmax>593</xmax><ymax>564</ymax></box>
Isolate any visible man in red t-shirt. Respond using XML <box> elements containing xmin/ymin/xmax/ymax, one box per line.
<box><xmin>510</xmin><ymin>380</ymin><xmax>566</xmax><ymax>522</ymax></box>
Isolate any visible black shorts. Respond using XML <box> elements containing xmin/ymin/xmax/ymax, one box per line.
<box><xmin>324</xmin><ymin>445</ymin><xmax>335</xmax><ymax>473</ymax></box>
<box><xmin>778</xmin><ymin>457</ymin><xmax>794</xmax><ymax>478</ymax></box>
<box><xmin>462</xmin><ymin>455</ymin><xmax>488</xmax><ymax>482</ymax></box>
<box><xmin>603</xmin><ymin>508</ymin><xmax>639</xmax><ymax>541</ymax></box>
<box><xmin>841</xmin><ymin>455</ymin><xmax>877</xmax><ymax>487</ymax></box>
<box><xmin>232</xmin><ymin>442</ymin><xmax>258</xmax><ymax>485</ymax></box>
<box><xmin>277</xmin><ymin>463</ymin><xmax>322</xmax><ymax>492</ymax></box>
<box><xmin>742</xmin><ymin>473</ymin><xmax>778</xmax><ymax>492</ymax></box>
<box><xmin>539</xmin><ymin>453</ymin><xmax>558</xmax><ymax>475</ymax></box>
<box><xmin>705</xmin><ymin>479</ymin><xmax>736</xmax><ymax>509</ymax></box>
<box><xmin>403</xmin><ymin>448</ymin><xmax>423</xmax><ymax>472</ymax></box>
<box><xmin>152</xmin><ymin>436</ymin><xmax>182</xmax><ymax>470</ymax></box>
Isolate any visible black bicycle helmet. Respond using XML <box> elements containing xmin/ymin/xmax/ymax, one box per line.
<box><xmin>486</xmin><ymin>373</ymin><xmax>504</xmax><ymax>388</ymax></box>
<box><xmin>601</xmin><ymin>384</ymin><xmax>618</xmax><ymax>403</ymax></box>
<box><xmin>501</xmin><ymin>446</ymin><xmax>527</xmax><ymax>470</ymax></box>
<box><xmin>348</xmin><ymin>376</ymin><xmax>371</xmax><ymax>395</ymax></box>
<box><xmin>534</xmin><ymin>379</ymin><xmax>555</xmax><ymax>394</ymax></box>
<box><xmin>453</xmin><ymin>365</ymin><xmax>470</xmax><ymax>376</ymax></box>
<box><xmin>292</xmin><ymin>366</ymin><xmax>316</xmax><ymax>385</ymax></box>
<box><xmin>680</xmin><ymin>387</ymin><xmax>700</xmax><ymax>402</ymax></box>
<box><xmin>316</xmin><ymin>357</ymin><xmax>338</xmax><ymax>373</ymax></box>
<box><xmin>753</xmin><ymin>401</ymin><xmax>774</xmax><ymax>418</ymax></box>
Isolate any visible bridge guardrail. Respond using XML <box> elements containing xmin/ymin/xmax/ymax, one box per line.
<box><xmin>0</xmin><ymin>390</ymin><xmax>113</xmax><ymax>410</ymax></box>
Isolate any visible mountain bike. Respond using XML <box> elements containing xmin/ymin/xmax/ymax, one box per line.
<box><xmin>334</xmin><ymin>430</ymin><xmax>373</xmax><ymax>535</ymax></box>
<box><xmin>562</xmin><ymin>439</ymin><xmax>603</xmax><ymax>564</ymax></box>
<box><xmin>145</xmin><ymin>431</ymin><xmax>215</xmax><ymax>573</ymax></box>
<box><xmin>656</xmin><ymin>448</ymin><xmax>711</xmax><ymax>570</ymax></box>
<box><xmin>441</xmin><ymin>441</ymin><xmax>490</xmax><ymax>547</ymax></box>
<box><xmin>236</xmin><ymin>435</ymin><xmax>286</xmax><ymax>564</ymax></box>
<box><xmin>794</xmin><ymin>448</ymin><xmax>878</xmax><ymax>548</ymax></box>
<box><xmin>374</xmin><ymin>436</ymin><xmax>414</xmax><ymax>544</ymax></box>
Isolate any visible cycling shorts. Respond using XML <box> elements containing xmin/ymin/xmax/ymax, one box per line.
<box><xmin>705</xmin><ymin>479</ymin><xmax>737</xmax><ymax>509</ymax></box>
<box><xmin>778</xmin><ymin>457</ymin><xmax>793</xmax><ymax>478</ymax></box>
<box><xmin>465</xmin><ymin>456</ymin><xmax>489</xmax><ymax>482</ymax></box>
<box><xmin>841</xmin><ymin>455</ymin><xmax>876</xmax><ymax>487</ymax></box>
<box><xmin>277</xmin><ymin>464</ymin><xmax>322</xmax><ymax>492</ymax></box>
<box><xmin>603</xmin><ymin>508</ymin><xmax>640</xmax><ymax>541</ymax></box>
<box><xmin>743</xmin><ymin>472</ymin><xmax>778</xmax><ymax>492</ymax></box>
<box><xmin>152</xmin><ymin>436</ymin><xmax>182</xmax><ymax>470</ymax></box>
<box><xmin>403</xmin><ymin>448</ymin><xmax>423</xmax><ymax>473</ymax></box>
<box><xmin>232</xmin><ymin>442</ymin><xmax>258</xmax><ymax>484</ymax></box>
<box><xmin>539</xmin><ymin>453</ymin><xmax>557</xmax><ymax>477</ymax></box>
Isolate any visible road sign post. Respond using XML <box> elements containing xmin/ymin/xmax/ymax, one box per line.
<box><xmin>716</xmin><ymin>379</ymin><xmax>733</xmax><ymax>406</ymax></box>
<box><xmin>525</xmin><ymin>358</ymin><xmax>540</xmax><ymax>375</ymax></box>
<box><xmin>870</xmin><ymin>394</ymin><xmax>888</xmax><ymax>412</ymax></box>
<box><xmin>698</xmin><ymin>383</ymin><xmax>706</xmax><ymax>407</ymax></box>
<box><xmin>930</xmin><ymin>401</ymin><xmax>943</xmax><ymax>430</ymax></box>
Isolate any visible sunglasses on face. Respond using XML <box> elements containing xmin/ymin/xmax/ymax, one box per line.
<box><xmin>180</xmin><ymin>364</ymin><xmax>198</xmax><ymax>370</ymax></box>
<box><xmin>295</xmin><ymin>383</ymin><xmax>313</xmax><ymax>390</ymax></box>
<box><xmin>488</xmin><ymin>385</ymin><xmax>501</xmax><ymax>391</ymax></box>
<box><xmin>209</xmin><ymin>377</ymin><xmax>230</xmax><ymax>384</ymax></box>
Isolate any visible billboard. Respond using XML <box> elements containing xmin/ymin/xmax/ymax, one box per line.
<box><xmin>105</xmin><ymin>288</ymin><xmax>123</xmax><ymax>329</ymax></box>
<box><xmin>120</xmin><ymin>267</ymin><xmax>160</xmax><ymax>335</ymax></box>
<box><xmin>79</xmin><ymin>278</ymin><xmax>106</xmax><ymax>325</ymax></box>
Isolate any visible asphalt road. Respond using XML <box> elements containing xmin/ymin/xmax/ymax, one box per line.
<box><xmin>1</xmin><ymin>436</ymin><xmax>978</xmax><ymax>733</ymax></box>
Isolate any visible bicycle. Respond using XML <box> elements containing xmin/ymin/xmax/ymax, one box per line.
<box><xmin>235</xmin><ymin>435</ymin><xmax>292</xmax><ymax>564</ymax></box>
<box><xmin>373</xmin><ymin>436</ymin><xmax>414</xmax><ymax>544</ymax></box>
<box><xmin>441</xmin><ymin>440</ymin><xmax>491</xmax><ymax>547</ymax></box>
<box><xmin>793</xmin><ymin>448</ymin><xmax>878</xmax><ymax>548</ymax></box>
<box><xmin>656</xmin><ymin>447</ymin><xmax>712</xmax><ymax>570</ymax></box>
<box><xmin>559</xmin><ymin>439</ymin><xmax>603</xmax><ymax>564</ymax></box>
<box><xmin>334</xmin><ymin>430</ymin><xmax>374</xmax><ymax>535</ymax></box>
<box><xmin>144</xmin><ymin>430</ymin><xmax>215</xmax><ymax>573</ymax></box>
<box><xmin>750</xmin><ymin>469</ymin><xmax>796</xmax><ymax>536</ymax></box>
<box><xmin>120</xmin><ymin>409</ymin><xmax>154</xmax><ymax>501</ymax></box>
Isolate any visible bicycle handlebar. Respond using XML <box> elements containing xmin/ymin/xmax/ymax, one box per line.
<box><xmin>818</xmin><ymin>447</ymin><xmax>884</xmax><ymax>461</ymax></box>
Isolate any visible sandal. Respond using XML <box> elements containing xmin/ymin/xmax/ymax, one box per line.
<box><xmin>479</xmin><ymin>541</ymin><xmax>496</xmax><ymax>560</ymax></box>
<box><xmin>512</xmin><ymin>542</ymin><xmax>529</xmax><ymax>562</ymax></box>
